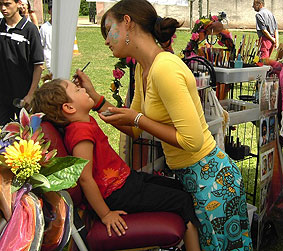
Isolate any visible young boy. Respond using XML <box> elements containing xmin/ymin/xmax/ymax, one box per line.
<box><xmin>31</xmin><ymin>79</ymin><xmax>201</xmax><ymax>250</ymax></box>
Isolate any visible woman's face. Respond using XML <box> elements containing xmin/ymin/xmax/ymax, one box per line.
<box><xmin>20</xmin><ymin>3</ymin><xmax>28</xmax><ymax>13</ymax></box>
<box><xmin>104</xmin><ymin>14</ymin><xmax>127</xmax><ymax>58</ymax></box>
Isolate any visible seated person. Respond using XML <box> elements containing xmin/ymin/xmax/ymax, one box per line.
<box><xmin>31</xmin><ymin>79</ymin><xmax>201</xmax><ymax>251</ymax></box>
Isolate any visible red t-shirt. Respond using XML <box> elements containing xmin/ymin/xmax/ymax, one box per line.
<box><xmin>64</xmin><ymin>116</ymin><xmax>130</xmax><ymax>199</ymax></box>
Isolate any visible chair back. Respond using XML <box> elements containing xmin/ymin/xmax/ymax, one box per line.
<box><xmin>41</xmin><ymin>122</ymin><xmax>84</xmax><ymax>207</ymax></box>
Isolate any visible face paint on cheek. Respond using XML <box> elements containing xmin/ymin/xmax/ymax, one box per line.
<box><xmin>108</xmin><ymin>23</ymin><xmax>120</xmax><ymax>44</ymax></box>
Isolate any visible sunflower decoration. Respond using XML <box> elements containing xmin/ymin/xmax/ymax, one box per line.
<box><xmin>110</xmin><ymin>57</ymin><xmax>136</xmax><ymax>107</ymax></box>
<box><xmin>0</xmin><ymin>108</ymin><xmax>87</xmax><ymax>193</ymax></box>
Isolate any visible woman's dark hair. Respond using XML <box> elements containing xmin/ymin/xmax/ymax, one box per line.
<box><xmin>101</xmin><ymin>0</ymin><xmax>182</xmax><ymax>45</ymax></box>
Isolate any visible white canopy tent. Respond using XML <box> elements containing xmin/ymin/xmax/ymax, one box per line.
<box><xmin>51</xmin><ymin>0</ymin><xmax>81</xmax><ymax>79</ymax></box>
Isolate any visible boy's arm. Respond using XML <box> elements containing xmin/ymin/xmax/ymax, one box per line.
<box><xmin>72</xmin><ymin>140</ymin><xmax>128</xmax><ymax>236</ymax></box>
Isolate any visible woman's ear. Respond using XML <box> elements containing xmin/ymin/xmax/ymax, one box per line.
<box><xmin>124</xmin><ymin>15</ymin><xmax>132</xmax><ymax>26</ymax></box>
<box><xmin>62</xmin><ymin>103</ymin><xmax>76</xmax><ymax>114</ymax></box>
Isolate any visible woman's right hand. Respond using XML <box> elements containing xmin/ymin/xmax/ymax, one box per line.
<box><xmin>75</xmin><ymin>69</ymin><xmax>101</xmax><ymax>102</ymax></box>
<box><xmin>101</xmin><ymin>210</ymin><xmax>128</xmax><ymax>237</ymax></box>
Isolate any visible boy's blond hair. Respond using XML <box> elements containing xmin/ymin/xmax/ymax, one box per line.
<box><xmin>31</xmin><ymin>79</ymin><xmax>72</xmax><ymax>127</ymax></box>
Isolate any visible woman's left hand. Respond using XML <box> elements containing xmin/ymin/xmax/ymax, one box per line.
<box><xmin>98</xmin><ymin>106</ymin><xmax>138</xmax><ymax>127</ymax></box>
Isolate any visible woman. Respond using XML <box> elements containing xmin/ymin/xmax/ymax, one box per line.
<box><xmin>75</xmin><ymin>0</ymin><xmax>253</xmax><ymax>250</ymax></box>
<box><xmin>20</xmin><ymin>0</ymin><xmax>38</xmax><ymax>28</ymax></box>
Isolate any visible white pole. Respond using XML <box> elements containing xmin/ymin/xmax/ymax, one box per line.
<box><xmin>51</xmin><ymin>0</ymin><xmax>81</xmax><ymax>79</ymax></box>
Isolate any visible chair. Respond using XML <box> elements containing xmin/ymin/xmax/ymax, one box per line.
<box><xmin>41</xmin><ymin>121</ymin><xmax>186</xmax><ymax>251</ymax></box>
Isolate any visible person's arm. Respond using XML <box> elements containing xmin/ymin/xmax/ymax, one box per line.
<box><xmin>99</xmin><ymin>106</ymin><xmax>181</xmax><ymax>148</ymax></box>
<box><xmin>72</xmin><ymin>140</ymin><xmax>128</xmax><ymax>236</ymax></box>
<box><xmin>262</xmin><ymin>29</ymin><xmax>276</xmax><ymax>44</ymax></box>
<box><xmin>30</xmin><ymin>12</ymin><xmax>39</xmax><ymax>29</ymax></box>
<box><xmin>75</xmin><ymin>69</ymin><xmax>135</xmax><ymax>137</ymax></box>
<box><xmin>23</xmin><ymin>64</ymin><xmax>43</xmax><ymax>105</ymax></box>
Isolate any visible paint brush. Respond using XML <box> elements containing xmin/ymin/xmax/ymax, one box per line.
<box><xmin>72</xmin><ymin>61</ymin><xmax>91</xmax><ymax>83</ymax></box>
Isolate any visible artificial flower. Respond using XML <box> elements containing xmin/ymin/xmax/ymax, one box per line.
<box><xmin>110</xmin><ymin>57</ymin><xmax>137</xmax><ymax>107</ymax></box>
<box><xmin>111</xmin><ymin>82</ymin><xmax>118</xmax><ymax>92</ymax></box>
<box><xmin>184</xmin><ymin>12</ymin><xmax>233</xmax><ymax>55</ymax></box>
<box><xmin>113</xmin><ymin>68</ymin><xmax>125</xmax><ymax>80</ymax></box>
<box><xmin>126</xmin><ymin>57</ymin><xmax>136</xmax><ymax>65</ymax></box>
<box><xmin>211</xmin><ymin>15</ymin><xmax>218</xmax><ymax>21</ymax></box>
<box><xmin>3</xmin><ymin>139</ymin><xmax>42</xmax><ymax>180</ymax></box>
<box><xmin>191</xmin><ymin>32</ymin><xmax>200</xmax><ymax>41</ymax></box>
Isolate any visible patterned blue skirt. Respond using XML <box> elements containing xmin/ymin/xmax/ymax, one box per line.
<box><xmin>175</xmin><ymin>146</ymin><xmax>253</xmax><ymax>251</ymax></box>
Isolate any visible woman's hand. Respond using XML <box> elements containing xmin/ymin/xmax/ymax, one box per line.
<box><xmin>74</xmin><ymin>69</ymin><xmax>94</xmax><ymax>92</ymax></box>
<box><xmin>98</xmin><ymin>106</ymin><xmax>138</xmax><ymax>127</ymax></box>
<box><xmin>101</xmin><ymin>210</ymin><xmax>128</xmax><ymax>237</ymax></box>
<box><xmin>74</xmin><ymin>69</ymin><xmax>101</xmax><ymax>103</ymax></box>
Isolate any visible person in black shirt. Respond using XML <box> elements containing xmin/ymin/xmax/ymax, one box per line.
<box><xmin>0</xmin><ymin>0</ymin><xmax>44</xmax><ymax>125</ymax></box>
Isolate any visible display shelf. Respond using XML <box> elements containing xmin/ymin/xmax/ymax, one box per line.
<box><xmin>205</xmin><ymin>115</ymin><xmax>223</xmax><ymax>135</ymax></box>
<box><xmin>220</xmin><ymin>99</ymin><xmax>260</xmax><ymax>125</ymax></box>
<box><xmin>214</xmin><ymin>65</ymin><xmax>270</xmax><ymax>83</ymax></box>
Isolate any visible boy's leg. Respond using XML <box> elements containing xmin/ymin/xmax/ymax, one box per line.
<box><xmin>106</xmin><ymin>170</ymin><xmax>201</xmax><ymax>251</ymax></box>
<box><xmin>137</xmin><ymin>170</ymin><xmax>184</xmax><ymax>190</ymax></box>
<box><xmin>105</xmin><ymin>170</ymin><xmax>200</xmax><ymax>228</ymax></box>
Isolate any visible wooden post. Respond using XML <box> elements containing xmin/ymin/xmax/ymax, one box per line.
<box><xmin>198</xmin><ymin>0</ymin><xmax>203</xmax><ymax>18</ymax></box>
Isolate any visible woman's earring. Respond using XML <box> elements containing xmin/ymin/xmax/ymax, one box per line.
<box><xmin>125</xmin><ymin>33</ymin><xmax>130</xmax><ymax>45</ymax></box>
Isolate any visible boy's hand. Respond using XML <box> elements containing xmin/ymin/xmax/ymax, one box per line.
<box><xmin>101</xmin><ymin>210</ymin><xmax>128</xmax><ymax>237</ymax></box>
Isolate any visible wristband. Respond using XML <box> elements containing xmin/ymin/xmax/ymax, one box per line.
<box><xmin>92</xmin><ymin>96</ymin><xmax>106</xmax><ymax>111</ymax></box>
<box><xmin>134</xmin><ymin>113</ymin><xmax>143</xmax><ymax>128</ymax></box>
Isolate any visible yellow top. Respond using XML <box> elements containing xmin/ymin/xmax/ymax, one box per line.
<box><xmin>131</xmin><ymin>52</ymin><xmax>216</xmax><ymax>169</ymax></box>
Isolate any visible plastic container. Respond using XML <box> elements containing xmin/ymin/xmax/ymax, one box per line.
<box><xmin>234</xmin><ymin>54</ymin><xmax>243</xmax><ymax>68</ymax></box>
<box><xmin>247</xmin><ymin>203</ymin><xmax>257</xmax><ymax>227</ymax></box>
<box><xmin>196</xmin><ymin>75</ymin><xmax>210</xmax><ymax>88</ymax></box>
<box><xmin>214</xmin><ymin>65</ymin><xmax>270</xmax><ymax>83</ymax></box>
<box><xmin>205</xmin><ymin>115</ymin><xmax>223</xmax><ymax>135</ymax></box>
<box><xmin>220</xmin><ymin>99</ymin><xmax>260</xmax><ymax>125</ymax></box>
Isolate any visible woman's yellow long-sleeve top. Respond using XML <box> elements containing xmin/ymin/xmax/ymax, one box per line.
<box><xmin>131</xmin><ymin>52</ymin><xmax>216</xmax><ymax>169</ymax></box>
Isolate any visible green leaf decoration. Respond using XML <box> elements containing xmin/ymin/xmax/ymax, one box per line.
<box><xmin>28</xmin><ymin>173</ymin><xmax>50</xmax><ymax>190</ymax></box>
<box><xmin>11</xmin><ymin>177</ymin><xmax>25</xmax><ymax>194</ymax></box>
<box><xmin>40</xmin><ymin>156</ymin><xmax>87</xmax><ymax>176</ymax></box>
<box><xmin>39</xmin><ymin>156</ymin><xmax>88</xmax><ymax>193</ymax></box>
<box><xmin>0</xmin><ymin>155</ymin><xmax>7</xmax><ymax>166</ymax></box>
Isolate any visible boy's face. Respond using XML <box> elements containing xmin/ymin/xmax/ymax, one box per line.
<box><xmin>62</xmin><ymin>80</ymin><xmax>94</xmax><ymax>112</ymax></box>
<box><xmin>0</xmin><ymin>0</ymin><xmax>20</xmax><ymax>19</ymax></box>
<box><xmin>252</xmin><ymin>1</ymin><xmax>262</xmax><ymax>12</ymax></box>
